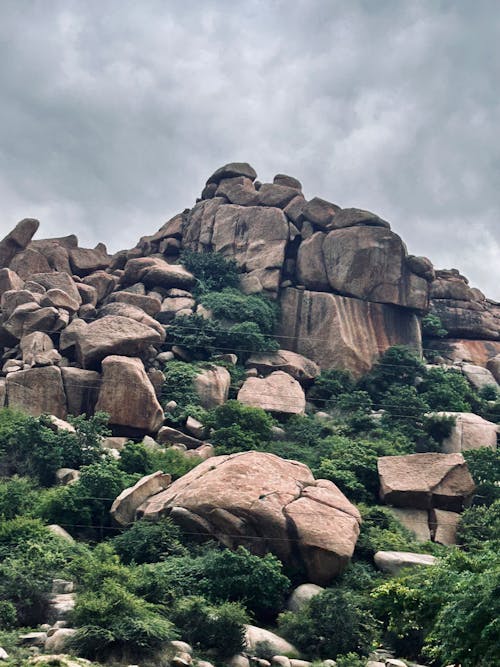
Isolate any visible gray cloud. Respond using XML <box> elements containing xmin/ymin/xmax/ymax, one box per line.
<box><xmin>1</xmin><ymin>0</ymin><xmax>499</xmax><ymax>297</ymax></box>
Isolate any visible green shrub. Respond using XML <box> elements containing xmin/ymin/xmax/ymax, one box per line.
<box><xmin>355</xmin><ymin>505</ymin><xmax>429</xmax><ymax>560</ymax></box>
<box><xmin>362</xmin><ymin>345</ymin><xmax>426</xmax><ymax>399</ymax></box>
<box><xmin>206</xmin><ymin>400</ymin><xmax>274</xmax><ymax>453</ymax></box>
<box><xmin>0</xmin><ymin>475</ymin><xmax>41</xmax><ymax>520</ymax></box>
<box><xmin>418</xmin><ymin>367</ymin><xmax>474</xmax><ymax>412</ymax></box>
<box><xmin>457</xmin><ymin>500</ymin><xmax>500</xmax><ymax>548</ymax></box>
<box><xmin>112</xmin><ymin>519</ymin><xmax>187</xmax><ymax>564</ymax></box>
<box><xmin>200</xmin><ymin>288</ymin><xmax>278</xmax><ymax>334</ymax></box>
<box><xmin>479</xmin><ymin>383</ymin><xmax>499</xmax><ymax>401</ymax></box>
<box><xmin>380</xmin><ymin>385</ymin><xmax>430</xmax><ymax>443</ymax></box>
<box><xmin>421</xmin><ymin>314</ymin><xmax>448</xmax><ymax>339</ymax></box>
<box><xmin>0</xmin><ymin>600</ymin><xmax>17</xmax><ymax>629</ymax></box>
<box><xmin>307</xmin><ymin>369</ymin><xmax>355</xmax><ymax>409</ymax></box>
<box><xmin>278</xmin><ymin>588</ymin><xmax>378</xmax><ymax>659</ymax></box>
<box><xmin>170</xmin><ymin>595</ymin><xmax>247</xmax><ymax>657</ymax></box>
<box><xmin>118</xmin><ymin>441</ymin><xmax>199</xmax><ymax>480</ymax></box>
<box><xmin>180</xmin><ymin>250</ymin><xmax>240</xmax><ymax>295</ymax></box>
<box><xmin>69</xmin><ymin>579</ymin><xmax>177</xmax><ymax>660</ymax></box>
<box><xmin>135</xmin><ymin>555</ymin><xmax>205</xmax><ymax>606</ymax></box>
<box><xmin>464</xmin><ymin>447</ymin><xmax>500</xmax><ymax>505</ymax></box>
<box><xmin>160</xmin><ymin>361</ymin><xmax>200</xmax><ymax>415</ymax></box>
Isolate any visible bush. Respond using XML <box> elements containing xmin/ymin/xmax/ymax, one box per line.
<box><xmin>307</xmin><ymin>369</ymin><xmax>355</xmax><ymax>409</ymax></box>
<box><xmin>457</xmin><ymin>500</ymin><xmax>500</xmax><ymax>548</ymax></box>
<box><xmin>0</xmin><ymin>475</ymin><xmax>41</xmax><ymax>520</ymax></box>
<box><xmin>200</xmin><ymin>288</ymin><xmax>278</xmax><ymax>334</ymax></box>
<box><xmin>118</xmin><ymin>441</ymin><xmax>199</xmax><ymax>479</ymax></box>
<box><xmin>380</xmin><ymin>385</ymin><xmax>430</xmax><ymax>443</ymax></box>
<box><xmin>206</xmin><ymin>400</ymin><xmax>274</xmax><ymax>453</ymax></box>
<box><xmin>0</xmin><ymin>600</ymin><xmax>17</xmax><ymax>629</ymax></box>
<box><xmin>69</xmin><ymin>579</ymin><xmax>177</xmax><ymax>660</ymax></box>
<box><xmin>278</xmin><ymin>588</ymin><xmax>378</xmax><ymax>659</ymax></box>
<box><xmin>463</xmin><ymin>447</ymin><xmax>500</xmax><ymax>506</ymax></box>
<box><xmin>112</xmin><ymin>519</ymin><xmax>187</xmax><ymax>564</ymax></box>
<box><xmin>180</xmin><ymin>250</ymin><xmax>240</xmax><ymax>295</ymax></box>
<box><xmin>418</xmin><ymin>367</ymin><xmax>474</xmax><ymax>412</ymax></box>
<box><xmin>170</xmin><ymin>595</ymin><xmax>247</xmax><ymax>657</ymax></box>
<box><xmin>421</xmin><ymin>314</ymin><xmax>447</xmax><ymax>339</ymax></box>
<box><xmin>362</xmin><ymin>345</ymin><xmax>426</xmax><ymax>399</ymax></box>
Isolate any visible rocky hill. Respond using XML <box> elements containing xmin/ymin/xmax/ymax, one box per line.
<box><xmin>0</xmin><ymin>163</ymin><xmax>498</xmax><ymax>667</ymax></box>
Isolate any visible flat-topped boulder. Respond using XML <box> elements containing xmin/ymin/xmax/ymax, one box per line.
<box><xmin>71</xmin><ymin>315</ymin><xmax>163</xmax><ymax>369</ymax></box>
<box><xmin>245</xmin><ymin>349</ymin><xmax>320</xmax><ymax>383</ymax></box>
<box><xmin>237</xmin><ymin>371</ymin><xmax>306</xmax><ymax>414</ymax></box>
<box><xmin>374</xmin><ymin>551</ymin><xmax>437</xmax><ymax>575</ymax></box>
<box><xmin>378</xmin><ymin>452</ymin><xmax>475</xmax><ymax>512</ymax></box>
<box><xmin>69</xmin><ymin>243</ymin><xmax>111</xmax><ymax>276</ymax></box>
<box><xmin>206</xmin><ymin>162</ymin><xmax>257</xmax><ymax>185</ymax></box>
<box><xmin>6</xmin><ymin>366</ymin><xmax>67</xmax><ymax>418</ymax></box>
<box><xmin>136</xmin><ymin>451</ymin><xmax>361</xmax><ymax>585</ymax></box>
<box><xmin>122</xmin><ymin>257</ymin><xmax>195</xmax><ymax>290</ymax></box>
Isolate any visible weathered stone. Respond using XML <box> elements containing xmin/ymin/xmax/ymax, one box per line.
<box><xmin>388</xmin><ymin>508</ymin><xmax>431</xmax><ymax>542</ymax></box>
<box><xmin>122</xmin><ymin>257</ymin><xmax>195</xmax><ymax>290</ymax></box>
<box><xmin>157</xmin><ymin>296</ymin><xmax>195</xmax><ymax>323</ymax></box>
<box><xmin>185</xmin><ymin>416</ymin><xmax>208</xmax><ymax>439</ymax></box>
<box><xmin>47</xmin><ymin>524</ymin><xmax>74</xmax><ymax>542</ymax></box>
<box><xmin>4</xmin><ymin>303</ymin><xmax>68</xmax><ymax>339</ymax></box>
<box><xmin>273</xmin><ymin>174</ymin><xmax>302</xmax><ymax>190</ymax></box>
<box><xmin>185</xmin><ymin>443</ymin><xmax>214</xmax><ymax>460</ymax></box>
<box><xmin>206</xmin><ymin>162</ymin><xmax>257</xmax><ymax>185</ymax></box>
<box><xmin>257</xmin><ymin>183</ymin><xmax>298</xmax><ymax>208</ymax></box>
<box><xmin>0</xmin><ymin>218</ymin><xmax>39</xmax><ymax>268</ymax></box>
<box><xmin>9</xmin><ymin>247</ymin><xmax>51</xmax><ymax>278</ymax></box>
<box><xmin>286</xmin><ymin>583</ymin><xmax>324</xmax><ymax>612</ymax></box>
<box><xmin>302</xmin><ymin>197</ymin><xmax>340</xmax><ymax>229</ymax></box>
<box><xmin>378</xmin><ymin>452</ymin><xmax>475</xmax><ymax>511</ymax></box>
<box><xmin>296</xmin><ymin>232</ymin><xmax>329</xmax><ymax>290</ymax></box>
<box><xmin>406</xmin><ymin>255</ymin><xmax>435</xmax><ymax>281</ymax></box>
<box><xmin>101</xmin><ymin>436</ymin><xmax>128</xmax><ymax>451</ymax></box>
<box><xmin>30</xmin><ymin>272</ymin><xmax>81</xmax><ymax>306</ymax></box>
<box><xmin>0</xmin><ymin>268</ymin><xmax>24</xmax><ymax>296</ymax></box>
<box><xmin>283</xmin><ymin>195</ymin><xmax>307</xmax><ymax>224</ymax></box>
<box><xmin>111</xmin><ymin>471</ymin><xmax>171</xmax><ymax>526</ymax></box>
<box><xmin>76</xmin><ymin>282</ymin><xmax>98</xmax><ymax>306</ymax></box>
<box><xmin>212</xmin><ymin>205</ymin><xmax>288</xmax><ymax>295</ymax></box>
<box><xmin>44</xmin><ymin>629</ymin><xmax>76</xmax><ymax>653</ymax></box>
<box><xmin>56</xmin><ymin>468</ymin><xmax>80</xmax><ymax>485</ymax></box>
<box><xmin>20</xmin><ymin>332</ymin><xmax>61</xmax><ymax>367</ymax></box>
<box><xmin>430</xmin><ymin>508</ymin><xmax>460</xmax><ymax>545</ymax></box>
<box><xmin>61</xmin><ymin>367</ymin><xmax>100</xmax><ymax>417</ymax></box>
<box><xmin>246</xmin><ymin>350</ymin><xmax>320</xmax><ymax>383</ymax></box>
<box><xmin>72</xmin><ymin>316</ymin><xmax>163</xmax><ymax>369</ymax></box>
<box><xmin>108</xmin><ymin>291</ymin><xmax>162</xmax><ymax>316</ymax></box>
<box><xmin>238</xmin><ymin>371</ymin><xmax>306</xmax><ymax>414</ymax></box>
<box><xmin>157</xmin><ymin>425</ymin><xmax>204</xmax><ymax>449</ymax></box>
<box><xmin>432</xmin><ymin>412</ymin><xmax>498</xmax><ymax>453</ymax></box>
<box><xmin>442</xmin><ymin>339</ymin><xmax>500</xmax><ymax>366</ymax></box>
<box><xmin>279</xmin><ymin>288</ymin><xmax>422</xmax><ymax>376</ymax></box>
<box><xmin>182</xmin><ymin>198</ymin><xmax>226</xmax><ymax>252</ymax></box>
<box><xmin>41</xmin><ymin>288</ymin><xmax>80</xmax><ymax>313</ymax></box>
<box><xmin>97</xmin><ymin>302</ymin><xmax>165</xmax><ymax>340</ymax></box>
<box><xmin>245</xmin><ymin>626</ymin><xmax>297</xmax><ymax>657</ymax></box>
<box><xmin>330</xmin><ymin>207</ymin><xmax>390</xmax><ymax>230</ymax></box>
<box><xmin>1</xmin><ymin>289</ymin><xmax>39</xmax><ymax>317</ymax></box>
<box><xmin>47</xmin><ymin>593</ymin><xmax>75</xmax><ymax>623</ymax></box>
<box><xmin>138</xmin><ymin>452</ymin><xmax>361</xmax><ymax>585</ymax></box>
<box><xmin>6</xmin><ymin>366</ymin><xmax>66</xmax><ymax>418</ymax></box>
<box><xmin>69</xmin><ymin>243</ymin><xmax>110</xmax><ymax>276</ymax></box>
<box><xmin>82</xmin><ymin>270</ymin><xmax>117</xmax><ymax>301</ymax></box>
<box><xmin>95</xmin><ymin>356</ymin><xmax>164</xmax><ymax>432</ymax></box>
<box><xmin>216</xmin><ymin>177</ymin><xmax>260</xmax><ymax>206</ymax></box>
<box><xmin>460</xmin><ymin>362</ymin><xmax>498</xmax><ymax>390</ymax></box>
<box><xmin>193</xmin><ymin>366</ymin><xmax>231</xmax><ymax>409</ymax></box>
<box><xmin>430</xmin><ymin>297</ymin><xmax>500</xmax><ymax>340</ymax></box>
<box><xmin>374</xmin><ymin>550</ymin><xmax>437</xmax><ymax>575</ymax></box>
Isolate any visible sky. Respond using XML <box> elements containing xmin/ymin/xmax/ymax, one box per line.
<box><xmin>1</xmin><ymin>0</ymin><xmax>499</xmax><ymax>299</ymax></box>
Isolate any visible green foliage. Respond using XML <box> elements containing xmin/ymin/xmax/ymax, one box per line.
<box><xmin>200</xmin><ymin>288</ymin><xmax>278</xmax><ymax>334</ymax></box>
<box><xmin>418</xmin><ymin>367</ymin><xmax>474</xmax><ymax>412</ymax></box>
<box><xmin>421</xmin><ymin>314</ymin><xmax>448</xmax><ymax>338</ymax></box>
<box><xmin>69</xmin><ymin>578</ymin><xmax>177</xmax><ymax>660</ymax></box>
<box><xmin>362</xmin><ymin>345</ymin><xmax>426</xmax><ymax>398</ymax></box>
<box><xmin>0</xmin><ymin>475</ymin><xmax>41</xmax><ymax>520</ymax></box>
<box><xmin>464</xmin><ymin>447</ymin><xmax>500</xmax><ymax>505</ymax></box>
<box><xmin>0</xmin><ymin>600</ymin><xmax>16</xmax><ymax>629</ymax></box>
<box><xmin>160</xmin><ymin>360</ymin><xmax>200</xmax><ymax>422</ymax></box>
<box><xmin>457</xmin><ymin>500</ymin><xmax>500</xmax><ymax>549</ymax></box>
<box><xmin>307</xmin><ymin>369</ymin><xmax>355</xmax><ymax>409</ymax></box>
<box><xmin>170</xmin><ymin>595</ymin><xmax>247</xmax><ymax>657</ymax></box>
<box><xmin>278</xmin><ymin>588</ymin><xmax>378</xmax><ymax>659</ymax></box>
<box><xmin>180</xmin><ymin>250</ymin><xmax>240</xmax><ymax>295</ymax></box>
<box><xmin>0</xmin><ymin>409</ymin><xmax>108</xmax><ymax>486</ymax></box>
<box><xmin>479</xmin><ymin>383</ymin><xmax>499</xmax><ymax>401</ymax></box>
<box><xmin>335</xmin><ymin>654</ymin><xmax>366</xmax><ymax>667</ymax></box>
<box><xmin>380</xmin><ymin>385</ymin><xmax>430</xmax><ymax>443</ymax></box>
<box><xmin>206</xmin><ymin>400</ymin><xmax>274</xmax><ymax>454</ymax></box>
<box><xmin>316</xmin><ymin>434</ymin><xmax>408</xmax><ymax>504</ymax></box>
<box><xmin>118</xmin><ymin>441</ymin><xmax>199</xmax><ymax>480</ymax></box>
<box><xmin>199</xmin><ymin>547</ymin><xmax>290</xmax><ymax>618</ymax></box>
<box><xmin>112</xmin><ymin>519</ymin><xmax>188</xmax><ymax>564</ymax></box>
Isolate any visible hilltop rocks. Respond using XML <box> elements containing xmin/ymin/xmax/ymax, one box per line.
<box><xmin>0</xmin><ymin>218</ymin><xmax>39</xmax><ymax>268</ymax></box>
<box><xmin>0</xmin><ymin>268</ymin><xmax>24</xmax><ymax>296</ymax></box>
<box><xmin>238</xmin><ymin>371</ymin><xmax>306</xmax><ymax>414</ymax></box>
<box><xmin>20</xmin><ymin>331</ymin><xmax>61</xmax><ymax>367</ymax></box>
<box><xmin>193</xmin><ymin>366</ymin><xmax>231</xmax><ymax>409</ymax></box>
<box><xmin>378</xmin><ymin>452</ymin><xmax>475</xmax><ymax>512</ymax></box>
<box><xmin>95</xmin><ymin>356</ymin><xmax>164</xmax><ymax>432</ymax></box>
<box><xmin>122</xmin><ymin>257</ymin><xmax>195</xmax><ymax>290</ymax></box>
<box><xmin>69</xmin><ymin>243</ymin><xmax>110</xmax><ymax>276</ymax></box>
<box><xmin>280</xmin><ymin>288</ymin><xmax>421</xmax><ymax>376</ymax></box>
<box><xmin>6</xmin><ymin>366</ymin><xmax>67</xmax><ymax>418</ymax></box>
<box><xmin>206</xmin><ymin>162</ymin><xmax>257</xmax><ymax>185</ymax></box>
<box><xmin>136</xmin><ymin>451</ymin><xmax>361</xmax><ymax>585</ymax></box>
<box><xmin>111</xmin><ymin>470</ymin><xmax>171</xmax><ymax>526</ymax></box>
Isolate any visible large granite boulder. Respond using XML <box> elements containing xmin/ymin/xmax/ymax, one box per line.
<box><xmin>0</xmin><ymin>268</ymin><xmax>24</xmax><ymax>296</ymax></box>
<box><xmin>137</xmin><ymin>451</ymin><xmax>361</xmax><ymax>585</ymax></box>
<box><xmin>431</xmin><ymin>412</ymin><xmax>498</xmax><ymax>453</ymax></box>
<box><xmin>279</xmin><ymin>288</ymin><xmax>422</xmax><ymax>376</ymax></box>
<box><xmin>237</xmin><ymin>371</ymin><xmax>306</xmax><ymax>414</ymax></box>
<box><xmin>97</xmin><ymin>302</ymin><xmax>165</xmax><ymax>339</ymax></box>
<box><xmin>206</xmin><ymin>162</ymin><xmax>257</xmax><ymax>185</ymax></box>
<box><xmin>110</xmin><ymin>470</ymin><xmax>171</xmax><ymax>526</ymax></box>
<box><xmin>378</xmin><ymin>452</ymin><xmax>475</xmax><ymax>512</ymax></box>
<box><xmin>71</xmin><ymin>316</ymin><xmax>163</xmax><ymax>369</ymax></box>
<box><xmin>374</xmin><ymin>551</ymin><xmax>437</xmax><ymax>575</ymax></box>
<box><xmin>193</xmin><ymin>366</ymin><xmax>231</xmax><ymax>409</ymax></box>
<box><xmin>245</xmin><ymin>350</ymin><xmax>320</xmax><ymax>383</ymax></box>
<box><xmin>297</xmin><ymin>227</ymin><xmax>428</xmax><ymax>310</ymax></box>
<box><xmin>30</xmin><ymin>272</ymin><xmax>81</xmax><ymax>306</ymax></box>
<box><xmin>460</xmin><ymin>362</ymin><xmax>498</xmax><ymax>391</ymax></box>
<box><xmin>61</xmin><ymin>367</ymin><xmax>101</xmax><ymax>416</ymax></box>
<box><xmin>6</xmin><ymin>366</ymin><xmax>67</xmax><ymax>418</ymax></box>
<box><xmin>69</xmin><ymin>243</ymin><xmax>110</xmax><ymax>276</ymax></box>
<box><xmin>95</xmin><ymin>356</ymin><xmax>164</xmax><ymax>432</ymax></box>
<box><xmin>211</xmin><ymin>205</ymin><xmax>289</xmax><ymax>295</ymax></box>
<box><xmin>122</xmin><ymin>257</ymin><xmax>195</xmax><ymax>290</ymax></box>
<box><xmin>181</xmin><ymin>197</ymin><xmax>226</xmax><ymax>253</ymax></box>
<box><xmin>20</xmin><ymin>331</ymin><xmax>61</xmax><ymax>367</ymax></box>
<box><xmin>0</xmin><ymin>218</ymin><xmax>39</xmax><ymax>268</ymax></box>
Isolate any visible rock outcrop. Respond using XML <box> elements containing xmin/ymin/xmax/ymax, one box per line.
<box><xmin>135</xmin><ymin>451</ymin><xmax>361</xmax><ymax>585</ymax></box>
<box><xmin>237</xmin><ymin>371</ymin><xmax>306</xmax><ymax>414</ymax></box>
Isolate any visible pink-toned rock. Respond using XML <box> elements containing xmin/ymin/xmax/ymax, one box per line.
<box><xmin>0</xmin><ymin>218</ymin><xmax>39</xmax><ymax>268</ymax></box>
<box><xmin>302</xmin><ymin>197</ymin><xmax>340</xmax><ymax>229</ymax></box>
<box><xmin>9</xmin><ymin>247</ymin><xmax>51</xmax><ymax>278</ymax></box>
<box><xmin>237</xmin><ymin>371</ymin><xmax>306</xmax><ymax>414</ymax></box>
<box><xmin>245</xmin><ymin>350</ymin><xmax>320</xmax><ymax>383</ymax></box>
<box><xmin>20</xmin><ymin>331</ymin><xmax>61</xmax><ymax>367</ymax></box>
<box><xmin>137</xmin><ymin>451</ymin><xmax>361</xmax><ymax>584</ymax></box>
<box><xmin>30</xmin><ymin>272</ymin><xmax>81</xmax><ymax>306</ymax></box>
<box><xmin>108</xmin><ymin>291</ymin><xmax>162</xmax><ymax>316</ymax></box>
<box><xmin>61</xmin><ymin>367</ymin><xmax>101</xmax><ymax>416</ymax></box>
<box><xmin>0</xmin><ymin>268</ymin><xmax>24</xmax><ymax>297</ymax></box>
<box><xmin>206</xmin><ymin>162</ymin><xmax>257</xmax><ymax>185</ymax></box>
<box><xmin>193</xmin><ymin>366</ymin><xmax>231</xmax><ymax>409</ymax></box>
<box><xmin>122</xmin><ymin>257</ymin><xmax>195</xmax><ymax>290</ymax></box>
<box><xmin>41</xmin><ymin>288</ymin><xmax>80</xmax><ymax>313</ymax></box>
<box><xmin>83</xmin><ymin>270</ymin><xmax>117</xmax><ymax>302</ymax></box>
<box><xmin>6</xmin><ymin>366</ymin><xmax>67</xmax><ymax>418</ymax></box>
<box><xmin>95</xmin><ymin>356</ymin><xmax>164</xmax><ymax>432</ymax></box>
<box><xmin>378</xmin><ymin>452</ymin><xmax>475</xmax><ymax>512</ymax></box>
<box><xmin>432</xmin><ymin>412</ymin><xmax>498</xmax><ymax>453</ymax></box>
<box><xmin>430</xmin><ymin>508</ymin><xmax>460</xmax><ymax>545</ymax></box>
<box><xmin>216</xmin><ymin>177</ymin><xmax>260</xmax><ymax>206</ymax></box>
<box><xmin>69</xmin><ymin>243</ymin><xmax>111</xmax><ymax>276</ymax></box>
<box><xmin>111</xmin><ymin>470</ymin><xmax>171</xmax><ymax>526</ymax></box>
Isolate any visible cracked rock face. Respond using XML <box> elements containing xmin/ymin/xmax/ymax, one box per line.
<box><xmin>137</xmin><ymin>451</ymin><xmax>361</xmax><ymax>585</ymax></box>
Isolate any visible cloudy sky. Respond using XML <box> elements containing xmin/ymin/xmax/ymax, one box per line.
<box><xmin>1</xmin><ymin>0</ymin><xmax>499</xmax><ymax>298</ymax></box>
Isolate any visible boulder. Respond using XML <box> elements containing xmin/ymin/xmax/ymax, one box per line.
<box><xmin>430</xmin><ymin>296</ymin><xmax>500</xmax><ymax>340</ymax></box>
<box><xmin>98</xmin><ymin>302</ymin><xmax>165</xmax><ymax>339</ymax></box>
<box><xmin>0</xmin><ymin>267</ymin><xmax>24</xmax><ymax>296</ymax></box>
<box><xmin>95</xmin><ymin>356</ymin><xmax>164</xmax><ymax>432</ymax></box>
<box><xmin>329</xmin><ymin>207</ymin><xmax>390</xmax><ymax>230</ymax></box>
<box><xmin>157</xmin><ymin>425</ymin><xmax>204</xmax><ymax>449</ymax></box>
<box><xmin>158</xmin><ymin>295</ymin><xmax>195</xmax><ymax>322</ymax></box>
<box><xmin>279</xmin><ymin>288</ymin><xmax>422</xmax><ymax>376</ymax></box>
<box><xmin>193</xmin><ymin>366</ymin><xmax>231</xmax><ymax>409</ymax></box>
<box><xmin>110</xmin><ymin>470</ymin><xmax>172</xmax><ymax>526</ymax></box>
<box><xmin>432</xmin><ymin>412</ymin><xmax>498</xmax><ymax>453</ymax></box>
<box><xmin>378</xmin><ymin>452</ymin><xmax>475</xmax><ymax>511</ymax></box>
<box><xmin>71</xmin><ymin>316</ymin><xmax>163</xmax><ymax>369</ymax></box>
<box><xmin>4</xmin><ymin>303</ymin><xmax>67</xmax><ymax>339</ymax></box>
<box><xmin>460</xmin><ymin>362</ymin><xmax>499</xmax><ymax>391</ymax></box>
<box><xmin>30</xmin><ymin>272</ymin><xmax>81</xmax><ymax>306</ymax></box>
<box><xmin>47</xmin><ymin>525</ymin><xmax>74</xmax><ymax>542</ymax></box>
<box><xmin>137</xmin><ymin>451</ymin><xmax>361</xmax><ymax>585</ymax></box>
<box><xmin>108</xmin><ymin>291</ymin><xmax>162</xmax><ymax>316</ymax></box>
<box><xmin>257</xmin><ymin>183</ymin><xmax>298</xmax><ymax>208</ymax></box>
<box><xmin>1</xmin><ymin>288</ymin><xmax>39</xmax><ymax>317</ymax></box>
<box><xmin>47</xmin><ymin>593</ymin><xmax>75</xmax><ymax>623</ymax></box>
<box><xmin>487</xmin><ymin>353</ymin><xmax>500</xmax><ymax>383</ymax></box>
<box><xmin>61</xmin><ymin>367</ymin><xmax>100</xmax><ymax>416</ymax></box>
<box><xmin>237</xmin><ymin>371</ymin><xmax>306</xmax><ymax>414</ymax></box>
<box><xmin>41</xmin><ymin>288</ymin><xmax>80</xmax><ymax>313</ymax></box>
<box><xmin>122</xmin><ymin>257</ymin><xmax>195</xmax><ymax>290</ymax></box>
<box><xmin>69</xmin><ymin>243</ymin><xmax>110</xmax><ymax>276</ymax></box>
<box><xmin>211</xmin><ymin>205</ymin><xmax>289</xmax><ymax>295</ymax></box>
<box><xmin>0</xmin><ymin>218</ymin><xmax>39</xmax><ymax>268</ymax></box>
<box><xmin>44</xmin><ymin>629</ymin><xmax>76</xmax><ymax>653</ymax></box>
<box><xmin>273</xmin><ymin>173</ymin><xmax>302</xmax><ymax>190</ymax></box>
<box><xmin>76</xmin><ymin>282</ymin><xmax>98</xmax><ymax>306</ymax></box>
<box><xmin>387</xmin><ymin>508</ymin><xmax>431</xmax><ymax>542</ymax></box>
<box><xmin>374</xmin><ymin>550</ymin><xmax>437</xmax><ymax>575</ymax></box>
<box><xmin>9</xmin><ymin>247</ymin><xmax>51</xmax><ymax>278</ymax></box>
<box><xmin>245</xmin><ymin>350</ymin><xmax>320</xmax><ymax>383</ymax></box>
<box><xmin>244</xmin><ymin>626</ymin><xmax>297</xmax><ymax>657</ymax></box>
<box><xmin>182</xmin><ymin>197</ymin><xmax>226</xmax><ymax>252</ymax></box>
<box><xmin>301</xmin><ymin>197</ymin><xmax>340</xmax><ymax>229</ymax></box>
<box><xmin>286</xmin><ymin>583</ymin><xmax>324</xmax><ymax>612</ymax></box>
<box><xmin>216</xmin><ymin>177</ymin><xmax>260</xmax><ymax>206</ymax></box>
<box><xmin>6</xmin><ymin>366</ymin><xmax>67</xmax><ymax>418</ymax></box>
<box><xmin>206</xmin><ymin>162</ymin><xmax>257</xmax><ymax>185</ymax></box>
<box><xmin>20</xmin><ymin>332</ymin><xmax>61</xmax><ymax>367</ymax></box>
<box><xmin>82</xmin><ymin>270</ymin><xmax>117</xmax><ymax>301</ymax></box>
<box><xmin>430</xmin><ymin>508</ymin><xmax>460</xmax><ymax>546</ymax></box>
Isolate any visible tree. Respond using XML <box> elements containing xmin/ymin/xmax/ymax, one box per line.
<box><xmin>112</xmin><ymin>518</ymin><xmax>187</xmax><ymax>564</ymax></box>
<box><xmin>180</xmin><ymin>250</ymin><xmax>240</xmax><ymax>295</ymax></box>
<box><xmin>362</xmin><ymin>345</ymin><xmax>425</xmax><ymax>399</ymax></box>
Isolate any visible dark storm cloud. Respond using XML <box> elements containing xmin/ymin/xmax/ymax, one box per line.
<box><xmin>1</xmin><ymin>0</ymin><xmax>499</xmax><ymax>297</ymax></box>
